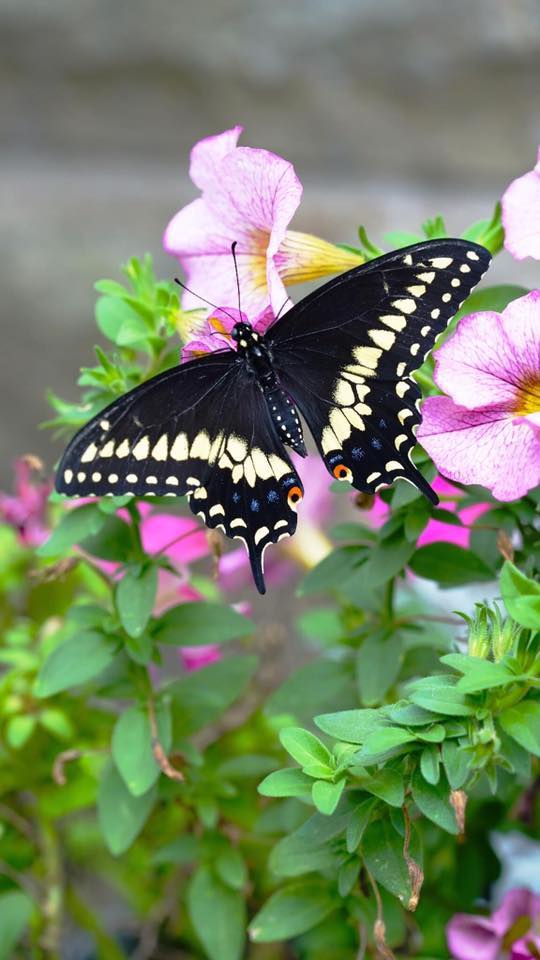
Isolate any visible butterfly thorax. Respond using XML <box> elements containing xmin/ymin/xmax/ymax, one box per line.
<box><xmin>231</xmin><ymin>322</ymin><xmax>306</xmax><ymax>456</ymax></box>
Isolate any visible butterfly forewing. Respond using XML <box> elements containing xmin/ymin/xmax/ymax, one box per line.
<box><xmin>55</xmin><ymin>351</ymin><xmax>302</xmax><ymax>593</ymax></box>
<box><xmin>268</xmin><ymin>239</ymin><xmax>491</xmax><ymax>499</ymax></box>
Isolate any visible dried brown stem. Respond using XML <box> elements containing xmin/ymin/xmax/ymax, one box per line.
<box><xmin>402</xmin><ymin>804</ymin><xmax>423</xmax><ymax>911</ymax></box>
<box><xmin>148</xmin><ymin>698</ymin><xmax>184</xmax><ymax>783</ymax></box>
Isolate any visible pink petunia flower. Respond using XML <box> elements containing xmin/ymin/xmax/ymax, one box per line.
<box><xmin>164</xmin><ymin>126</ymin><xmax>363</xmax><ymax>319</ymax></box>
<box><xmin>447</xmin><ymin>887</ymin><xmax>540</xmax><ymax>960</ymax></box>
<box><xmin>418</xmin><ymin>292</ymin><xmax>540</xmax><ymax>501</ymax></box>
<box><xmin>0</xmin><ymin>457</ymin><xmax>51</xmax><ymax>547</ymax></box>
<box><xmin>501</xmin><ymin>148</ymin><xmax>540</xmax><ymax>261</ymax></box>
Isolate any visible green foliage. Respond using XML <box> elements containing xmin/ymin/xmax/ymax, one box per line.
<box><xmin>2</xmin><ymin>235</ymin><xmax>538</xmax><ymax>959</ymax></box>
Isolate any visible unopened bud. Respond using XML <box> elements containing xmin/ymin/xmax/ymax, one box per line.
<box><xmin>492</xmin><ymin>616</ymin><xmax>520</xmax><ymax>661</ymax></box>
<box><xmin>467</xmin><ymin>605</ymin><xmax>491</xmax><ymax>658</ymax></box>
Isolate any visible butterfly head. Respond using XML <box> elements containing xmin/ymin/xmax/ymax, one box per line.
<box><xmin>231</xmin><ymin>322</ymin><xmax>260</xmax><ymax>351</ymax></box>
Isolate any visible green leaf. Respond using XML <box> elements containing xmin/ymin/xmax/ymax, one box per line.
<box><xmin>116</xmin><ymin>565</ymin><xmax>158</xmax><ymax>639</ymax></box>
<box><xmin>385</xmin><ymin>702</ymin><xmax>441</xmax><ymax>726</ymax></box>
<box><xmin>266</xmin><ymin>658</ymin><xmax>356</xmax><ymax>722</ymax></box>
<box><xmin>455</xmin><ymin>284</ymin><xmax>529</xmax><ymax>321</ymax></box>
<box><xmin>153</xmin><ymin>835</ymin><xmax>199</xmax><ymax>865</ymax></box>
<box><xmin>0</xmin><ymin>890</ymin><xmax>34</xmax><ymax>960</ymax></box>
<box><xmin>420</xmin><ymin>744</ymin><xmax>440</xmax><ymax>785</ymax></box>
<box><xmin>279</xmin><ymin>727</ymin><xmax>332</xmax><ymax>768</ymax></box>
<box><xmin>411</xmin><ymin>768</ymin><xmax>457</xmax><ymax>834</ymax></box>
<box><xmin>356</xmin><ymin>633</ymin><xmax>404</xmax><ymax>706</ymax></box>
<box><xmin>409</xmin><ymin>543</ymin><xmax>494</xmax><ymax>586</ymax></box>
<box><xmin>408</xmin><ymin>676</ymin><xmax>477</xmax><ymax>716</ymax></box>
<box><xmin>312</xmin><ymin>779</ymin><xmax>346</xmax><ymax>815</ymax></box>
<box><xmin>188</xmin><ymin>865</ymin><xmax>246</xmax><ymax>960</ymax></box>
<box><xmin>35</xmin><ymin>631</ymin><xmax>117</xmax><ymax>697</ymax></box>
<box><xmin>216</xmin><ymin>848</ymin><xmax>248</xmax><ymax>891</ymax></box>
<box><xmin>98</xmin><ymin>764</ymin><xmax>156</xmax><ymax>855</ymax></box>
<box><xmin>346</xmin><ymin>798</ymin><xmax>377</xmax><ymax>852</ymax></box>
<box><xmin>357</xmin><ymin>536</ymin><xmax>415</xmax><ymax>590</ymax></box>
<box><xmin>298</xmin><ymin>607</ymin><xmax>343</xmax><ymax>645</ymax></box>
<box><xmin>249</xmin><ymin>880</ymin><xmax>337</xmax><ymax>942</ymax></box>
<box><xmin>461</xmin><ymin>203</ymin><xmax>504</xmax><ymax>254</ymax></box>
<box><xmin>441</xmin><ymin>653</ymin><xmax>516</xmax><ymax>693</ymax></box>
<box><xmin>357</xmin><ymin>768</ymin><xmax>404</xmax><ymax>808</ymax></box>
<box><xmin>258</xmin><ymin>768</ymin><xmax>313</xmax><ymax>798</ymax></box>
<box><xmin>363</xmin><ymin>820</ymin><xmax>412</xmax><ymax>903</ymax></box>
<box><xmin>500</xmin><ymin>561</ymin><xmax>540</xmax><ymax>629</ymax></box>
<box><xmin>298</xmin><ymin>546</ymin><xmax>364</xmax><ymax>596</ymax></box>
<box><xmin>153</xmin><ymin>601</ymin><xmax>254</xmax><ymax>646</ymax></box>
<box><xmin>498</xmin><ymin>701</ymin><xmax>540</xmax><ymax>757</ymax></box>
<box><xmin>167</xmin><ymin>655</ymin><xmax>258</xmax><ymax>737</ymax></box>
<box><xmin>80</xmin><ymin>514</ymin><xmax>134</xmax><ymax>562</ymax></box>
<box><xmin>315</xmin><ymin>707</ymin><xmax>388</xmax><ymax>744</ymax></box>
<box><xmin>95</xmin><ymin>296</ymin><xmax>149</xmax><ymax>347</ymax></box>
<box><xmin>112</xmin><ymin>702</ymin><xmax>171</xmax><ymax>796</ymax></box>
<box><xmin>356</xmin><ymin>726</ymin><xmax>416</xmax><ymax>764</ymax></box>
<box><xmin>5</xmin><ymin>715</ymin><xmax>36</xmax><ymax>749</ymax></box>
<box><xmin>37</xmin><ymin>504</ymin><xmax>105</xmax><ymax>557</ymax></box>
<box><xmin>441</xmin><ymin>740</ymin><xmax>470</xmax><ymax>789</ymax></box>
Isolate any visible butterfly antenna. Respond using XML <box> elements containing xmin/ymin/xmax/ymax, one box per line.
<box><xmin>273</xmin><ymin>294</ymin><xmax>291</xmax><ymax>322</ymax></box>
<box><xmin>173</xmin><ymin>278</ymin><xmax>237</xmax><ymax>325</ymax></box>
<box><xmin>231</xmin><ymin>241</ymin><xmax>242</xmax><ymax>318</ymax></box>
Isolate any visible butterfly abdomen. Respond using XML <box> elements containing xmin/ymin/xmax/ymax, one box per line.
<box><xmin>263</xmin><ymin>384</ymin><xmax>306</xmax><ymax>457</ymax></box>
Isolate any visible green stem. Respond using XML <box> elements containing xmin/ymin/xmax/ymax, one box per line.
<box><xmin>37</xmin><ymin>818</ymin><xmax>63</xmax><ymax>959</ymax></box>
<box><xmin>126</xmin><ymin>500</ymin><xmax>144</xmax><ymax>560</ymax></box>
<box><xmin>383</xmin><ymin>578</ymin><xmax>395</xmax><ymax>624</ymax></box>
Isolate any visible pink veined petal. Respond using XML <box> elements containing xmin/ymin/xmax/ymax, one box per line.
<box><xmin>492</xmin><ymin>888</ymin><xmax>540</xmax><ymax>936</ymax></box>
<box><xmin>181</xmin><ymin>334</ymin><xmax>231</xmax><ymax>363</ymax></box>
<box><xmin>253</xmin><ymin>304</ymin><xmax>277</xmax><ymax>334</ymax></box>
<box><xmin>189</xmin><ymin>125</ymin><xmax>243</xmax><ymax>192</ymax></box>
<box><xmin>498</xmin><ymin>291</ymin><xmax>540</xmax><ymax>383</ymax></box>
<box><xmin>502</xmin><ymin>147</ymin><xmax>540</xmax><ymax>261</ymax></box>
<box><xmin>164</xmin><ymin>197</ymin><xmax>238</xmax><ymax>259</ymax></box>
<box><xmin>433</xmin><ymin>310</ymin><xmax>525</xmax><ymax>409</ymax></box>
<box><xmin>446</xmin><ymin>914</ymin><xmax>501</xmax><ymax>960</ymax></box>
<box><xmin>180</xmin><ymin>644</ymin><xmax>222</xmax><ymax>672</ymax></box>
<box><xmin>419</xmin><ymin>396</ymin><xmax>540</xmax><ymax>501</ymax></box>
<box><xmin>141</xmin><ymin>514</ymin><xmax>209</xmax><ymax>565</ymax></box>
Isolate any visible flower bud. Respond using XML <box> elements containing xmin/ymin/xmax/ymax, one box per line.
<box><xmin>467</xmin><ymin>605</ymin><xmax>491</xmax><ymax>659</ymax></box>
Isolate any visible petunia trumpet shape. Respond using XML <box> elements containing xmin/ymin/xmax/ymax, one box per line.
<box><xmin>501</xmin><ymin>147</ymin><xmax>540</xmax><ymax>260</ymax></box>
<box><xmin>447</xmin><ymin>887</ymin><xmax>540</xmax><ymax>960</ymax></box>
<box><xmin>164</xmin><ymin>126</ymin><xmax>363</xmax><ymax>317</ymax></box>
<box><xmin>418</xmin><ymin>292</ymin><xmax>540</xmax><ymax>501</ymax></box>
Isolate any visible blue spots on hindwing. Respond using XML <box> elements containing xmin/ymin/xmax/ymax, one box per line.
<box><xmin>379</xmin><ymin>418</ymin><xmax>387</xmax><ymax>429</ymax></box>
<box><xmin>267</xmin><ymin>489</ymin><xmax>279</xmax><ymax>503</ymax></box>
<box><xmin>250</xmin><ymin>499</ymin><xmax>260</xmax><ymax>512</ymax></box>
<box><xmin>232</xmin><ymin>492</ymin><xmax>241</xmax><ymax>504</ymax></box>
<box><xmin>328</xmin><ymin>454</ymin><xmax>342</xmax><ymax>465</ymax></box>
<box><xmin>282</xmin><ymin>476</ymin><xmax>295</xmax><ymax>488</ymax></box>
<box><xmin>351</xmin><ymin>447</ymin><xmax>365</xmax><ymax>460</ymax></box>
<box><xmin>371</xmin><ymin>438</ymin><xmax>382</xmax><ymax>450</ymax></box>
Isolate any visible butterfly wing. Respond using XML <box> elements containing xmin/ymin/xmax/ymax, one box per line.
<box><xmin>55</xmin><ymin>351</ymin><xmax>303</xmax><ymax>593</ymax></box>
<box><xmin>267</xmin><ymin>239</ymin><xmax>491</xmax><ymax>501</ymax></box>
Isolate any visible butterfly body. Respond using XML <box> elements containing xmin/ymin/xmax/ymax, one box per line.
<box><xmin>56</xmin><ymin>239</ymin><xmax>491</xmax><ymax>593</ymax></box>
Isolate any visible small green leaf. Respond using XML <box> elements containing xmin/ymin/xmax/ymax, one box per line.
<box><xmin>5</xmin><ymin>715</ymin><xmax>36</xmax><ymax>749</ymax></box>
<box><xmin>420</xmin><ymin>744</ymin><xmax>440</xmax><ymax>785</ymax></box>
<box><xmin>346</xmin><ymin>798</ymin><xmax>377</xmax><ymax>852</ymax></box>
<box><xmin>498</xmin><ymin>701</ymin><xmax>540</xmax><ymax>757</ymax></box>
<box><xmin>98</xmin><ymin>764</ymin><xmax>156</xmax><ymax>855</ymax></box>
<box><xmin>0</xmin><ymin>890</ymin><xmax>34</xmax><ymax>960</ymax></box>
<box><xmin>249</xmin><ymin>880</ymin><xmax>337</xmax><ymax>942</ymax></box>
<box><xmin>315</xmin><ymin>708</ymin><xmax>388</xmax><ymax>744</ymax></box>
<box><xmin>298</xmin><ymin>546</ymin><xmax>364</xmax><ymax>596</ymax></box>
<box><xmin>408</xmin><ymin>676</ymin><xmax>477</xmax><ymax>717</ymax></box>
<box><xmin>153</xmin><ymin>601</ymin><xmax>255</xmax><ymax>646</ymax></box>
<box><xmin>357</xmin><ymin>768</ymin><xmax>404</xmax><ymax>808</ymax></box>
<box><xmin>279</xmin><ymin>727</ymin><xmax>332</xmax><ymax>768</ymax></box>
<box><xmin>411</xmin><ymin>768</ymin><xmax>457</xmax><ymax>834</ymax></box>
<box><xmin>112</xmin><ymin>702</ymin><xmax>171</xmax><ymax>796</ymax></box>
<box><xmin>409</xmin><ymin>543</ymin><xmax>494</xmax><ymax>586</ymax></box>
<box><xmin>216</xmin><ymin>848</ymin><xmax>248</xmax><ymax>890</ymax></box>
<box><xmin>35</xmin><ymin>631</ymin><xmax>117</xmax><ymax>697</ymax></box>
<box><xmin>312</xmin><ymin>778</ymin><xmax>345</xmax><ymax>815</ymax></box>
<box><xmin>356</xmin><ymin>634</ymin><xmax>404</xmax><ymax>706</ymax></box>
<box><xmin>167</xmin><ymin>655</ymin><xmax>259</xmax><ymax>737</ymax></box>
<box><xmin>441</xmin><ymin>740</ymin><xmax>470</xmax><ymax>789</ymax></box>
<box><xmin>441</xmin><ymin>653</ymin><xmax>515</xmax><ymax>693</ymax></box>
<box><xmin>188</xmin><ymin>865</ymin><xmax>246</xmax><ymax>960</ymax></box>
<box><xmin>356</xmin><ymin>726</ymin><xmax>416</xmax><ymax>761</ymax></box>
<box><xmin>258</xmin><ymin>768</ymin><xmax>313</xmax><ymax>798</ymax></box>
<box><xmin>95</xmin><ymin>296</ymin><xmax>149</xmax><ymax>347</ymax></box>
<box><xmin>116</xmin><ymin>565</ymin><xmax>158</xmax><ymax>639</ymax></box>
<box><xmin>37</xmin><ymin>504</ymin><xmax>105</xmax><ymax>557</ymax></box>
<box><xmin>363</xmin><ymin>820</ymin><xmax>412</xmax><ymax>903</ymax></box>
<box><xmin>500</xmin><ymin>561</ymin><xmax>540</xmax><ymax>629</ymax></box>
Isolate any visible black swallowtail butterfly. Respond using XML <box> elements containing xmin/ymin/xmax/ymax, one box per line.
<box><xmin>56</xmin><ymin>239</ymin><xmax>491</xmax><ymax>593</ymax></box>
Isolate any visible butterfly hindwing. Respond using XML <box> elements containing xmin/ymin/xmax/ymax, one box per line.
<box><xmin>268</xmin><ymin>239</ymin><xmax>491</xmax><ymax>499</ymax></box>
<box><xmin>55</xmin><ymin>351</ymin><xmax>302</xmax><ymax>593</ymax></box>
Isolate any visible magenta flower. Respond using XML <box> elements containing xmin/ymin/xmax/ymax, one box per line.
<box><xmin>418</xmin><ymin>292</ymin><xmax>540</xmax><ymax>501</ymax></box>
<box><xmin>0</xmin><ymin>458</ymin><xmax>51</xmax><ymax>547</ymax></box>
<box><xmin>501</xmin><ymin>148</ymin><xmax>540</xmax><ymax>260</ymax></box>
<box><xmin>180</xmin><ymin>643</ymin><xmax>222</xmax><ymax>672</ymax></box>
<box><xmin>164</xmin><ymin>126</ymin><xmax>363</xmax><ymax>318</ymax></box>
<box><xmin>447</xmin><ymin>887</ymin><xmax>540</xmax><ymax>960</ymax></box>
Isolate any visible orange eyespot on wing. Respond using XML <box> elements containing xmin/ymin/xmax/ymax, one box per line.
<box><xmin>333</xmin><ymin>464</ymin><xmax>352</xmax><ymax>481</ymax></box>
<box><xmin>287</xmin><ymin>485</ymin><xmax>303</xmax><ymax>509</ymax></box>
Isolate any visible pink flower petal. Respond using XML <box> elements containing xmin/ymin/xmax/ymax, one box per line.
<box><xmin>141</xmin><ymin>514</ymin><xmax>209</xmax><ymax>565</ymax></box>
<box><xmin>498</xmin><ymin>291</ymin><xmax>540</xmax><ymax>382</ymax></box>
<box><xmin>502</xmin><ymin>147</ymin><xmax>540</xmax><ymax>261</ymax></box>
<box><xmin>180</xmin><ymin>644</ymin><xmax>222</xmax><ymax>672</ymax></box>
<box><xmin>492</xmin><ymin>888</ymin><xmax>540</xmax><ymax>936</ymax></box>
<box><xmin>433</xmin><ymin>310</ymin><xmax>524</xmax><ymax>409</ymax></box>
<box><xmin>189</xmin><ymin>125</ymin><xmax>243</xmax><ymax>191</ymax></box>
<box><xmin>446</xmin><ymin>914</ymin><xmax>500</xmax><ymax>960</ymax></box>
<box><xmin>419</xmin><ymin>396</ymin><xmax>540</xmax><ymax>501</ymax></box>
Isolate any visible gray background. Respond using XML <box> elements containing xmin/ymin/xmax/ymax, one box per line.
<box><xmin>1</xmin><ymin>0</ymin><xmax>539</xmax><ymax>486</ymax></box>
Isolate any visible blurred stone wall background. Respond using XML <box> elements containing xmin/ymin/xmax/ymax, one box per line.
<box><xmin>1</xmin><ymin>0</ymin><xmax>539</xmax><ymax>484</ymax></box>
